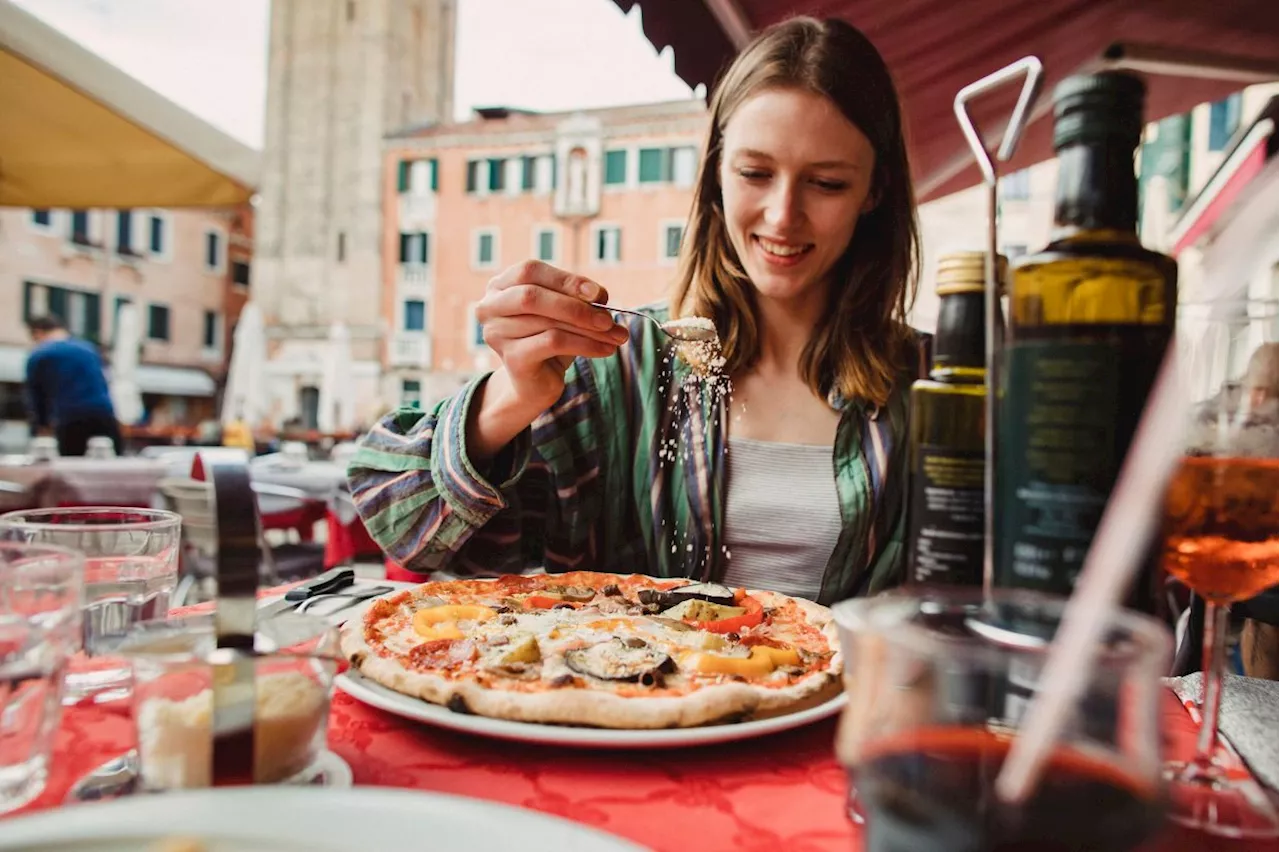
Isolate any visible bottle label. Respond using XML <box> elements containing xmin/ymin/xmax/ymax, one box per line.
<box><xmin>907</xmin><ymin>445</ymin><xmax>984</xmax><ymax>585</ymax></box>
<box><xmin>996</xmin><ymin>339</ymin><xmax>1123</xmax><ymax>592</ymax></box>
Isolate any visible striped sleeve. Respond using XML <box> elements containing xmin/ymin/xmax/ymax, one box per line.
<box><xmin>346</xmin><ymin>374</ymin><xmax>533</xmax><ymax>573</ymax></box>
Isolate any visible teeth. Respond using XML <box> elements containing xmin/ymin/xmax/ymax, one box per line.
<box><xmin>757</xmin><ymin>238</ymin><xmax>808</xmax><ymax>257</ymax></box>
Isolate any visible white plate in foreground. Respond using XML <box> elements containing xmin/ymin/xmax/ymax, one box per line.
<box><xmin>336</xmin><ymin>668</ymin><xmax>846</xmax><ymax>749</ymax></box>
<box><xmin>0</xmin><ymin>787</ymin><xmax>647</xmax><ymax>852</ymax></box>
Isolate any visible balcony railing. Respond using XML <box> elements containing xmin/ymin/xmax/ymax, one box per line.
<box><xmin>398</xmin><ymin>263</ymin><xmax>431</xmax><ymax>293</ymax></box>
<box><xmin>390</xmin><ymin>333</ymin><xmax>430</xmax><ymax>368</ymax></box>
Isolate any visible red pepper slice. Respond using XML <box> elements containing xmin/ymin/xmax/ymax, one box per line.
<box><xmin>691</xmin><ymin>592</ymin><xmax>764</xmax><ymax>634</ymax></box>
<box><xmin>523</xmin><ymin>594</ymin><xmax>567</xmax><ymax>610</ymax></box>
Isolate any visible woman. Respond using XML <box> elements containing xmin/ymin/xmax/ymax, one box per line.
<box><xmin>350</xmin><ymin>17</ymin><xmax>921</xmax><ymax>604</ymax></box>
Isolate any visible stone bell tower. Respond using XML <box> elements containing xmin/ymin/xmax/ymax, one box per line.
<box><xmin>253</xmin><ymin>0</ymin><xmax>456</xmax><ymax>427</ymax></box>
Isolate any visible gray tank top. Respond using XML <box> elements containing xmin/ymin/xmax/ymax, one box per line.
<box><xmin>720</xmin><ymin>437</ymin><xmax>843</xmax><ymax>601</ymax></box>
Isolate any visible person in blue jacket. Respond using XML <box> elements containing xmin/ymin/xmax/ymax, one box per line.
<box><xmin>24</xmin><ymin>315</ymin><xmax>122</xmax><ymax>456</ymax></box>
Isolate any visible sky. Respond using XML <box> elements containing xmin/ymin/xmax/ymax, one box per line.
<box><xmin>9</xmin><ymin>0</ymin><xmax>697</xmax><ymax>149</ymax></box>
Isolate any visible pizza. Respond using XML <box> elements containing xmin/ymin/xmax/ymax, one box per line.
<box><xmin>340</xmin><ymin>571</ymin><xmax>842</xmax><ymax>729</ymax></box>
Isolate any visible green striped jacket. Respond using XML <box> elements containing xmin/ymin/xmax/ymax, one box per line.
<box><xmin>348</xmin><ymin>305</ymin><xmax>916</xmax><ymax>605</ymax></box>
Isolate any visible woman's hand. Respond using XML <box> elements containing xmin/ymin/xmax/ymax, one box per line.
<box><xmin>476</xmin><ymin>260</ymin><xmax>628</xmax><ymax>410</ymax></box>
<box><xmin>466</xmin><ymin>260</ymin><xmax>629</xmax><ymax>461</ymax></box>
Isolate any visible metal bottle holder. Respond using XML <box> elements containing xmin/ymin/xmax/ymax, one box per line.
<box><xmin>952</xmin><ymin>57</ymin><xmax>1045</xmax><ymax>594</ymax></box>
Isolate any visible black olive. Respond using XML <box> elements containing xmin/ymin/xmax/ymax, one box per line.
<box><xmin>602</xmin><ymin>583</ymin><xmax>621</xmax><ymax>596</ymax></box>
<box><xmin>638</xmin><ymin>671</ymin><xmax>665</xmax><ymax>688</ymax></box>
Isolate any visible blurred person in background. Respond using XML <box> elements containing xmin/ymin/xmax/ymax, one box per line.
<box><xmin>24</xmin><ymin>315</ymin><xmax>123</xmax><ymax>456</ymax></box>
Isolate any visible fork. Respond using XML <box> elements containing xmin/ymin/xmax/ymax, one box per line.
<box><xmin>591</xmin><ymin>303</ymin><xmax>717</xmax><ymax>342</ymax></box>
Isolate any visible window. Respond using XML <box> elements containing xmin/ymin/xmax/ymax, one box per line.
<box><xmin>999</xmin><ymin>169</ymin><xmax>1030</xmax><ymax>200</ymax></box>
<box><xmin>398</xmin><ymin>158</ymin><xmax>438</xmax><ymax>193</ymax></box>
<box><xmin>204</xmin><ymin>231</ymin><xmax>223</xmax><ymax>272</ymax></box>
<box><xmin>403</xmin><ymin>300</ymin><xmax>426</xmax><ymax>331</ymax></box>
<box><xmin>671</xmin><ymin>147</ymin><xmax>698</xmax><ymax>187</ymax></box>
<box><xmin>662</xmin><ymin>223</ymin><xmax>684</xmax><ymax>261</ymax></box>
<box><xmin>535</xmin><ymin>228</ymin><xmax>556</xmax><ymax>262</ymax></box>
<box><xmin>593</xmin><ymin>225</ymin><xmax>621</xmax><ymax>263</ymax></box>
<box><xmin>521</xmin><ymin>156</ymin><xmax>537</xmax><ymax>191</ymax></box>
<box><xmin>336</xmin><ymin>231</ymin><xmax>346</xmax><ymax>263</ymax></box>
<box><xmin>116</xmin><ymin>211</ymin><xmax>135</xmax><ymax>255</ymax></box>
<box><xmin>466</xmin><ymin>160</ymin><xmax>480</xmax><ymax>193</ymax></box>
<box><xmin>638</xmin><ymin>148</ymin><xmax>667</xmax><ymax>183</ymax></box>
<box><xmin>401</xmin><ymin>379</ymin><xmax>422</xmax><ymax>408</ymax></box>
<box><xmin>473</xmin><ymin>229</ymin><xmax>498</xmax><ymax>269</ymax></box>
<box><xmin>232</xmin><ymin>261</ymin><xmax>251</xmax><ymax>287</ymax></box>
<box><xmin>30</xmin><ymin>209</ymin><xmax>52</xmax><ymax>229</ymax></box>
<box><xmin>23</xmin><ymin>282</ymin><xmax>102</xmax><ymax>342</ymax></box>
<box><xmin>1208</xmin><ymin>93</ymin><xmax>1242</xmax><ymax>152</ymax></box>
<box><xmin>604</xmin><ymin>150</ymin><xmax>628</xmax><ymax>185</ymax></box>
<box><xmin>147</xmin><ymin>304</ymin><xmax>171</xmax><ymax>342</ymax></box>
<box><xmin>202</xmin><ymin>311</ymin><xmax>219</xmax><ymax>349</ymax></box>
<box><xmin>487</xmin><ymin>158</ymin><xmax>505</xmax><ymax>192</ymax></box>
<box><xmin>69</xmin><ymin>210</ymin><xmax>91</xmax><ymax>245</ymax></box>
<box><xmin>399</xmin><ymin>232</ymin><xmax>430</xmax><ymax>264</ymax></box>
<box><xmin>148</xmin><ymin>213</ymin><xmax>167</xmax><ymax>256</ymax></box>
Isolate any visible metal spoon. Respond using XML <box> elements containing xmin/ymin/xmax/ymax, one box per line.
<box><xmin>67</xmin><ymin>750</ymin><xmax>140</xmax><ymax>802</ymax></box>
<box><xmin>591</xmin><ymin>303</ymin><xmax>718</xmax><ymax>342</ymax></box>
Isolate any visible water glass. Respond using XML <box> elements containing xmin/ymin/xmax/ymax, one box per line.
<box><xmin>0</xmin><ymin>508</ymin><xmax>181</xmax><ymax>704</ymax></box>
<box><xmin>833</xmin><ymin>588</ymin><xmax>1172</xmax><ymax>852</ymax></box>
<box><xmin>0</xmin><ymin>542</ymin><xmax>84</xmax><ymax>812</ymax></box>
<box><xmin>121</xmin><ymin>612</ymin><xmax>340</xmax><ymax>791</ymax></box>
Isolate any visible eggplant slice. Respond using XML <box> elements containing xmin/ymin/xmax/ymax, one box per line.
<box><xmin>564</xmin><ymin>638</ymin><xmax>674</xmax><ymax>685</ymax></box>
<box><xmin>637</xmin><ymin>582</ymin><xmax>737</xmax><ymax>609</ymax></box>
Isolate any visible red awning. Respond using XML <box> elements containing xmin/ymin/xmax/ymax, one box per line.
<box><xmin>613</xmin><ymin>0</ymin><xmax>1277</xmax><ymax>201</ymax></box>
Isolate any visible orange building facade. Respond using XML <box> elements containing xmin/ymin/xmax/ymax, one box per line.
<box><xmin>379</xmin><ymin>99</ymin><xmax>708</xmax><ymax>407</ymax></box>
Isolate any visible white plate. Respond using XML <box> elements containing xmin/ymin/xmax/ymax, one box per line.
<box><xmin>323</xmin><ymin>581</ymin><xmax>846</xmax><ymax>749</ymax></box>
<box><xmin>336</xmin><ymin>668</ymin><xmax>846</xmax><ymax>749</ymax></box>
<box><xmin>0</xmin><ymin>787</ymin><xmax>647</xmax><ymax>851</ymax></box>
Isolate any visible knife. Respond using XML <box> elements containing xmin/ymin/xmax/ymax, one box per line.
<box><xmin>258</xmin><ymin>568</ymin><xmax>356</xmax><ymax>619</ymax></box>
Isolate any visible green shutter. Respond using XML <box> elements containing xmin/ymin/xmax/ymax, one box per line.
<box><xmin>638</xmin><ymin>148</ymin><xmax>665</xmax><ymax>183</ymax></box>
<box><xmin>604</xmin><ymin>150</ymin><xmax>627</xmax><ymax>185</ymax></box>
<box><xmin>521</xmin><ymin>156</ymin><xmax>536</xmax><ymax>191</ymax></box>
<box><xmin>429</xmin><ymin>158</ymin><xmax>439</xmax><ymax>191</ymax></box>
<box><xmin>397</xmin><ymin>160</ymin><xmax>410</xmax><ymax>192</ymax></box>
<box><xmin>466</xmin><ymin>161</ymin><xmax>478</xmax><ymax>193</ymax></box>
<box><xmin>84</xmin><ymin>293</ymin><xmax>101</xmax><ymax>343</ymax></box>
<box><xmin>23</xmin><ymin>281</ymin><xmax>33</xmax><ymax>322</ymax></box>
<box><xmin>488</xmin><ymin>159</ymin><xmax>505</xmax><ymax>192</ymax></box>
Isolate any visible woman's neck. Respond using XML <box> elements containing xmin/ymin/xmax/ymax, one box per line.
<box><xmin>752</xmin><ymin>289</ymin><xmax>826</xmax><ymax>376</ymax></box>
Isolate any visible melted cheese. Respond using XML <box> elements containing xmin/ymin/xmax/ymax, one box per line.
<box><xmin>412</xmin><ymin>604</ymin><xmax>496</xmax><ymax>640</ymax></box>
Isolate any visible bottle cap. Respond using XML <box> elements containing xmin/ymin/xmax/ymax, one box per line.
<box><xmin>1052</xmin><ymin>71</ymin><xmax>1146</xmax><ymax>149</ymax></box>
<box><xmin>935</xmin><ymin>251</ymin><xmax>1008</xmax><ymax>296</ymax></box>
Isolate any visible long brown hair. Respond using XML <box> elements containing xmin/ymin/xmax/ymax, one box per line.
<box><xmin>670</xmin><ymin>17</ymin><xmax>919</xmax><ymax>408</ymax></box>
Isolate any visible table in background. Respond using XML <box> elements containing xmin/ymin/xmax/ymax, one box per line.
<box><xmin>0</xmin><ymin>457</ymin><xmax>168</xmax><ymax>510</ymax></box>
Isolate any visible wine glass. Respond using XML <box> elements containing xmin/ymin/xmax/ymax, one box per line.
<box><xmin>1161</xmin><ymin>299</ymin><xmax>1278</xmax><ymax>836</ymax></box>
<box><xmin>833</xmin><ymin>588</ymin><xmax>1171</xmax><ymax>852</ymax></box>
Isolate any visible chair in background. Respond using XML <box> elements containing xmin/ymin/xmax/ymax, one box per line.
<box><xmin>158</xmin><ymin>476</ymin><xmax>331</xmax><ymax>606</ymax></box>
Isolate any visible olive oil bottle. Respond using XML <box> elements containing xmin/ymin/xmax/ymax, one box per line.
<box><xmin>994</xmin><ymin>71</ymin><xmax>1177</xmax><ymax>607</ymax></box>
<box><xmin>907</xmin><ymin>251</ymin><xmax>1005</xmax><ymax>586</ymax></box>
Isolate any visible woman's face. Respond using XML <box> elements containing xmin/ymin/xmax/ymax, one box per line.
<box><xmin>718</xmin><ymin>86</ymin><xmax>877</xmax><ymax>307</ymax></box>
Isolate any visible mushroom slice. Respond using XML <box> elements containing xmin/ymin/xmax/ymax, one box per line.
<box><xmin>563</xmin><ymin>638</ymin><xmax>673</xmax><ymax>683</ymax></box>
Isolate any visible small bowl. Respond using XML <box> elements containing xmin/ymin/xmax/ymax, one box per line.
<box><xmin>120</xmin><ymin>613</ymin><xmax>341</xmax><ymax>791</ymax></box>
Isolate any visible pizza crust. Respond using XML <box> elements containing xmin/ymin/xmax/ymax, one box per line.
<box><xmin>340</xmin><ymin>575</ymin><xmax>843</xmax><ymax>729</ymax></box>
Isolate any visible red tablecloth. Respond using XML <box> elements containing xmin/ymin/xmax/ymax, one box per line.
<box><xmin>323</xmin><ymin>508</ymin><xmax>384</xmax><ymax>569</ymax></box>
<box><xmin>10</xmin><ymin>682</ymin><xmax>1273</xmax><ymax>851</ymax></box>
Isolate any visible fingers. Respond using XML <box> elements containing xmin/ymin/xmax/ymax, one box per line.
<box><xmin>483</xmin><ymin>315</ymin><xmax>629</xmax><ymax>348</ymax></box>
<box><xmin>502</xmin><ymin>328</ymin><xmax>620</xmax><ymax>368</ymax></box>
<box><xmin>487</xmin><ymin>260</ymin><xmax>604</xmax><ymax>301</ymax></box>
<box><xmin>479</xmin><ymin>283</ymin><xmax>617</xmax><ymax>332</ymax></box>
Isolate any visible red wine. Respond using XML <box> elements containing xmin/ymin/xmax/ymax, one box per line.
<box><xmin>855</xmin><ymin>727</ymin><xmax>1163</xmax><ymax>852</ymax></box>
